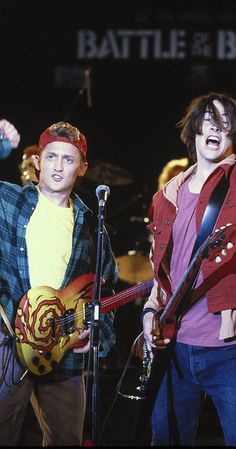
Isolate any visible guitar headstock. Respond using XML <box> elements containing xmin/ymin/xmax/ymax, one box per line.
<box><xmin>204</xmin><ymin>223</ymin><xmax>236</xmax><ymax>263</ymax></box>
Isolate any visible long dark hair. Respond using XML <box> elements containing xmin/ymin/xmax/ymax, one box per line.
<box><xmin>176</xmin><ymin>92</ymin><xmax>236</xmax><ymax>162</ymax></box>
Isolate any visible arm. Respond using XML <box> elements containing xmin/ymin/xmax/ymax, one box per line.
<box><xmin>142</xmin><ymin>240</ymin><xmax>171</xmax><ymax>356</ymax></box>
<box><xmin>142</xmin><ymin>281</ymin><xmax>170</xmax><ymax>358</ymax></box>
<box><xmin>0</xmin><ymin>119</ymin><xmax>20</xmax><ymax>148</ymax></box>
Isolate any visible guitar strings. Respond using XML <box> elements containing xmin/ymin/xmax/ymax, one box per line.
<box><xmin>52</xmin><ymin>279</ymin><xmax>153</xmax><ymax>327</ymax></box>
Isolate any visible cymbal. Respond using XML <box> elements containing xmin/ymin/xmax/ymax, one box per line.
<box><xmin>116</xmin><ymin>252</ymin><xmax>153</xmax><ymax>284</ymax></box>
<box><xmin>86</xmin><ymin>161</ymin><xmax>134</xmax><ymax>186</ymax></box>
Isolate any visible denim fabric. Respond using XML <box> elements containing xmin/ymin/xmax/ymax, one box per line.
<box><xmin>151</xmin><ymin>341</ymin><xmax>236</xmax><ymax>446</ymax></box>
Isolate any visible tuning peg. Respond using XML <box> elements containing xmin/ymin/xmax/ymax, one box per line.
<box><xmin>215</xmin><ymin>256</ymin><xmax>222</xmax><ymax>263</ymax></box>
<box><xmin>227</xmin><ymin>242</ymin><xmax>233</xmax><ymax>249</ymax></box>
<box><xmin>226</xmin><ymin>223</ymin><xmax>232</xmax><ymax>226</ymax></box>
<box><xmin>221</xmin><ymin>249</ymin><xmax>227</xmax><ymax>256</ymax></box>
<box><xmin>220</xmin><ymin>225</ymin><xmax>226</xmax><ymax>229</ymax></box>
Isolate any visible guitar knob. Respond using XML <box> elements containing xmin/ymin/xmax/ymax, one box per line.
<box><xmin>32</xmin><ymin>356</ymin><xmax>40</xmax><ymax>365</ymax></box>
<box><xmin>38</xmin><ymin>365</ymin><xmax>46</xmax><ymax>374</ymax></box>
<box><xmin>50</xmin><ymin>360</ymin><xmax>58</xmax><ymax>369</ymax></box>
<box><xmin>44</xmin><ymin>351</ymin><xmax>52</xmax><ymax>360</ymax></box>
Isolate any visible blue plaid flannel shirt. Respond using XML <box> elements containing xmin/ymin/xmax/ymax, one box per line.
<box><xmin>0</xmin><ymin>181</ymin><xmax>118</xmax><ymax>380</ymax></box>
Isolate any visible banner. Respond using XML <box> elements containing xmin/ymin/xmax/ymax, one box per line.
<box><xmin>77</xmin><ymin>29</ymin><xmax>236</xmax><ymax>60</ymax></box>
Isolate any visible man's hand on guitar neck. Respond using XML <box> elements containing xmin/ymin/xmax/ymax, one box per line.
<box><xmin>73</xmin><ymin>327</ymin><xmax>91</xmax><ymax>353</ymax></box>
<box><xmin>143</xmin><ymin>311</ymin><xmax>170</xmax><ymax>358</ymax></box>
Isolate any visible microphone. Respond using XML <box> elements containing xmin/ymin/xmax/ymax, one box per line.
<box><xmin>0</xmin><ymin>130</ymin><xmax>12</xmax><ymax>159</ymax></box>
<box><xmin>96</xmin><ymin>184</ymin><xmax>110</xmax><ymax>207</ymax></box>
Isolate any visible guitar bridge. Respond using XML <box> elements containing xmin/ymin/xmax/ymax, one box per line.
<box><xmin>60</xmin><ymin>309</ymin><xmax>75</xmax><ymax>336</ymax></box>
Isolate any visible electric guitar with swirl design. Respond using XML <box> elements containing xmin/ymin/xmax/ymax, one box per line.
<box><xmin>15</xmin><ymin>275</ymin><xmax>153</xmax><ymax>376</ymax></box>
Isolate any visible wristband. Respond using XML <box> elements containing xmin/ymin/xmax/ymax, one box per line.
<box><xmin>141</xmin><ymin>307</ymin><xmax>156</xmax><ymax>324</ymax></box>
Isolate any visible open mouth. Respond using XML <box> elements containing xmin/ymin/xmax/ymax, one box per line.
<box><xmin>206</xmin><ymin>135</ymin><xmax>220</xmax><ymax>147</ymax></box>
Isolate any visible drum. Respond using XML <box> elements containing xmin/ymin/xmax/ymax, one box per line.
<box><xmin>116</xmin><ymin>251</ymin><xmax>153</xmax><ymax>284</ymax></box>
<box><xmin>114</xmin><ymin>217</ymin><xmax>153</xmax><ymax>284</ymax></box>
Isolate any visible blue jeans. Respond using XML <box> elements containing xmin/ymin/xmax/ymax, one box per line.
<box><xmin>151</xmin><ymin>342</ymin><xmax>236</xmax><ymax>446</ymax></box>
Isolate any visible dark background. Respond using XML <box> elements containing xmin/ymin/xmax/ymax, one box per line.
<box><xmin>2</xmin><ymin>2</ymin><xmax>234</xmax><ymax>445</ymax></box>
<box><xmin>2</xmin><ymin>0</ymin><xmax>236</xmax><ymax>195</ymax></box>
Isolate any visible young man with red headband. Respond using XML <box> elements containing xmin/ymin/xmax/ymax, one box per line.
<box><xmin>0</xmin><ymin>120</ymin><xmax>118</xmax><ymax>445</ymax></box>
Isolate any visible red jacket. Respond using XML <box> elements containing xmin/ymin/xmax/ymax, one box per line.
<box><xmin>149</xmin><ymin>160</ymin><xmax>236</xmax><ymax>313</ymax></box>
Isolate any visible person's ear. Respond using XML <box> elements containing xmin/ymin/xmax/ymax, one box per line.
<box><xmin>34</xmin><ymin>154</ymin><xmax>40</xmax><ymax>171</ymax></box>
<box><xmin>78</xmin><ymin>162</ymin><xmax>88</xmax><ymax>177</ymax></box>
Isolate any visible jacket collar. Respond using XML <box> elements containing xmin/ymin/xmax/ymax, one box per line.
<box><xmin>163</xmin><ymin>154</ymin><xmax>236</xmax><ymax>209</ymax></box>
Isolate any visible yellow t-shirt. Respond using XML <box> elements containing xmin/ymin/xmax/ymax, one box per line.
<box><xmin>25</xmin><ymin>189</ymin><xmax>74</xmax><ymax>288</ymax></box>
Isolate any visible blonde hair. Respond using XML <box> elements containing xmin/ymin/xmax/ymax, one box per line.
<box><xmin>19</xmin><ymin>145</ymin><xmax>40</xmax><ymax>185</ymax></box>
<box><xmin>157</xmin><ymin>157</ymin><xmax>189</xmax><ymax>190</ymax></box>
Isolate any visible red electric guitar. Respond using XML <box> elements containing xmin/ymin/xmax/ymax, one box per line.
<box><xmin>158</xmin><ymin>223</ymin><xmax>236</xmax><ymax>340</ymax></box>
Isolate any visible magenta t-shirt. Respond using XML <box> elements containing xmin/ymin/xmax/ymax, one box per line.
<box><xmin>170</xmin><ymin>179</ymin><xmax>235</xmax><ymax>346</ymax></box>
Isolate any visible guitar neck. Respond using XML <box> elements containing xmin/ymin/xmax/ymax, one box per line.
<box><xmin>101</xmin><ymin>279</ymin><xmax>154</xmax><ymax>314</ymax></box>
<box><xmin>160</xmin><ymin>251</ymin><xmax>204</xmax><ymax>323</ymax></box>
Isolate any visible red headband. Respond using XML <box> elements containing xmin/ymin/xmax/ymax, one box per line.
<box><xmin>39</xmin><ymin>126</ymin><xmax>87</xmax><ymax>161</ymax></box>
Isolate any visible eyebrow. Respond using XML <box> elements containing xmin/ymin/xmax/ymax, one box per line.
<box><xmin>46</xmin><ymin>152</ymin><xmax>75</xmax><ymax>158</ymax></box>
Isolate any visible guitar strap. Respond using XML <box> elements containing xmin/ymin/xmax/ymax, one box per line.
<box><xmin>189</xmin><ymin>171</ymin><xmax>231</xmax><ymax>264</ymax></box>
<box><xmin>176</xmin><ymin>170</ymin><xmax>231</xmax><ymax>316</ymax></box>
<box><xmin>0</xmin><ymin>304</ymin><xmax>15</xmax><ymax>337</ymax></box>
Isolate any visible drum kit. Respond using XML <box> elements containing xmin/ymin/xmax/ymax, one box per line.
<box><xmin>85</xmin><ymin>160</ymin><xmax>153</xmax><ymax>284</ymax></box>
<box><xmin>86</xmin><ymin>160</ymin><xmax>135</xmax><ymax>186</ymax></box>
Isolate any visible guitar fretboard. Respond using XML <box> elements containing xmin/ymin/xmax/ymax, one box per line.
<box><xmin>101</xmin><ymin>278</ymin><xmax>154</xmax><ymax>313</ymax></box>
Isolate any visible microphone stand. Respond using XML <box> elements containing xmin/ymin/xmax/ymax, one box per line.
<box><xmin>91</xmin><ymin>192</ymin><xmax>108</xmax><ymax>445</ymax></box>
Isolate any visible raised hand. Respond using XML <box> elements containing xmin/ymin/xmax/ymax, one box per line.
<box><xmin>0</xmin><ymin>119</ymin><xmax>20</xmax><ymax>148</ymax></box>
